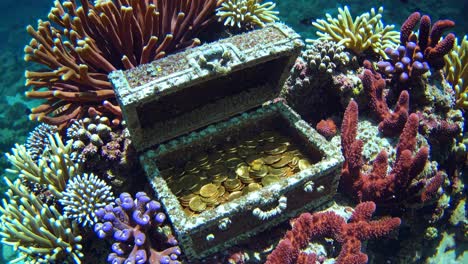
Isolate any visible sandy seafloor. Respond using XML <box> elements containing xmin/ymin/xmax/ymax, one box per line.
<box><xmin>0</xmin><ymin>0</ymin><xmax>467</xmax><ymax>263</ymax></box>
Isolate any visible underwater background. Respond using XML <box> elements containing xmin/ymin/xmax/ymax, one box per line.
<box><xmin>0</xmin><ymin>0</ymin><xmax>467</xmax><ymax>263</ymax></box>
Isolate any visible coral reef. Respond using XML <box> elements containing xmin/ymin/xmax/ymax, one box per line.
<box><xmin>0</xmin><ymin>178</ymin><xmax>83</xmax><ymax>263</ymax></box>
<box><xmin>303</xmin><ymin>39</ymin><xmax>351</xmax><ymax>74</ymax></box>
<box><xmin>25</xmin><ymin>0</ymin><xmax>221</xmax><ymax>129</ymax></box>
<box><xmin>375</xmin><ymin>11</ymin><xmax>455</xmax><ymax>91</ymax></box>
<box><xmin>5</xmin><ymin>133</ymin><xmax>79</xmax><ymax>197</ymax></box>
<box><xmin>59</xmin><ymin>173</ymin><xmax>114</xmax><ymax>227</ymax></box>
<box><xmin>312</xmin><ymin>6</ymin><xmax>399</xmax><ymax>58</ymax></box>
<box><xmin>216</xmin><ymin>0</ymin><xmax>279</xmax><ymax>30</ymax></box>
<box><xmin>66</xmin><ymin>115</ymin><xmax>137</xmax><ymax>190</ymax></box>
<box><xmin>377</xmin><ymin>43</ymin><xmax>430</xmax><ymax>83</ymax></box>
<box><xmin>360</xmin><ymin>61</ymin><xmax>410</xmax><ymax>136</ymax></box>
<box><xmin>94</xmin><ymin>192</ymin><xmax>181</xmax><ymax>264</ymax></box>
<box><xmin>24</xmin><ymin>123</ymin><xmax>58</xmax><ymax>162</ymax></box>
<box><xmin>0</xmin><ymin>2</ymin><xmax>466</xmax><ymax>263</ymax></box>
<box><xmin>444</xmin><ymin>35</ymin><xmax>468</xmax><ymax>108</ymax></box>
<box><xmin>281</xmin><ymin>53</ymin><xmax>360</xmax><ymax>124</ymax></box>
<box><xmin>266</xmin><ymin>201</ymin><xmax>401</xmax><ymax>264</ymax></box>
<box><xmin>340</xmin><ymin>100</ymin><xmax>444</xmax><ymax>206</ymax></box>
<box><xmin>67</xmin><ymin>115</ymin><xmax>114</xmax><ymax>162</ymax></box>
<box><xmin>399</xmin><ymin>12</ymin><xmax>455</xmax><ymax>70</ymax></box>
<box><xmin>416</xmin><ymin>110</ymin><xmax>461</xmax><ymax>145</ymax></box>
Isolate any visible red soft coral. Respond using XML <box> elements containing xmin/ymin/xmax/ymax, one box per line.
<box><xmin>266</xmin><ymin>202</ymin><xmax>401</xmax><ymax>264</ymax></box>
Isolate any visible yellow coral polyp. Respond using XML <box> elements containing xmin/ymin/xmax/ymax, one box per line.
<box><xmin>312</xmin><ymin>6</ymin><xmax>399</xmax><ymax>58</ymax></box>
<box><xmin>216</xmin><ymin>0</ymin><xmax>279</xmax><ymax>29</ymax></box>
<box><xmin>444</xmin><ymin>36</ymin><xmax>468</xmax><ymax>109</ymax></box>
<box><xmin>0</xmin><ymin>179</ymin><xmax>83</xmax><ymax>263</ymax></box>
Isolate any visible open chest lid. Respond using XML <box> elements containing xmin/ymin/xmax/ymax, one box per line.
<box><xmin>110</xmin><ymin>23</ymin><xmax>304</xmax><ymax>151</ymax></box>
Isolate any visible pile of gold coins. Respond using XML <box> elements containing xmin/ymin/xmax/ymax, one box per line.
<box><xmin>159</xmin><ymin>130</ymin><xmax>313</xmax><ymax>216</ymax></box>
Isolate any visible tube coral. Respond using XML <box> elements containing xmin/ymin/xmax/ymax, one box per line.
<box><xmin>216</xmin><ymin>0</ymin><xmax>279</xmax><ymax>29</ymax></box>
<box><xmin>312</xmin><ymin>6</ymin><xmax>399</xmax><ymax>58</ymax></box>
<box><xmin>25</xmin><ymin>0</ymin><xmax>222</xmax><ymax>129</ymax></box>
<box><xmin>0</xmin><ymin>178</ymin><xmax>83</xmax><ymax>263</ymax></box>
<box><xmin>444</xmin><ymin>35</ymin><xmax>468</xmax><ymax>108</ymax></box>
<box><xmin>5</xmin><ymin>133</ymin><xmax>79</xmax><ymax>198</ymax></box>
<box><xmin>94</xmin><ymin>192</ymin><xmax>181</xmax><ymax>263</ymax></box>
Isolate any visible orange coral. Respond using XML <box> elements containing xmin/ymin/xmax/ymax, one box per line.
<box><xmin>316</xmin><ymin>118</ymin><xmax>337</xmax><ymax>139</ymax></box>
<box><xmin>25</xmin><ymin>0</ymin><xmax>222</xmax><ymax>129</ymax></box>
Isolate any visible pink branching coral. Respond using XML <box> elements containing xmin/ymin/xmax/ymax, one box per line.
<box><xmin>360</xmin><ymin>60</ymin><xmax>410</xmax><ymax>137</ymax></box>
<box><xmin>266</xmin><ymin>202</ymin><xmax>401</xmax><ymax>264</ymax></box>
<box><xmin>25</xmin><ymin>0</ymin><xmax>222</xmax><ymax>129</ymax></box>
<box><xmin>340</xmin><ymin>100</ymin><xmax>444</xmax><ymax>206</ymax></box>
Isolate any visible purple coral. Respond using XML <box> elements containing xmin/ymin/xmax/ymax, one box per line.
<box><xmin>376</xmin><ymin>12</ymin><xmax>455</xmax><ymax>85</ymax></box>
<box><xmin>94</xmin><ymin>192</ymin><xmax>181</xmax><ymax>264</ymax></box>
<box><xmin>377</xmin><ymin>43</ymin><xmax>430</xmax><ymax>83</ymax></box>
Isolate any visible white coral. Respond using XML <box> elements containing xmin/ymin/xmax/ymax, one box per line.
<box><xmin>59</xmin><ymin>173</ymin><xmax>114</xmax><ymax>227</ymax></box>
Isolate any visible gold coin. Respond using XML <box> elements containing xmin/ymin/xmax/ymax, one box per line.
<box><xmin>262</xmin><ymin>175</ymin><xmax>281</xmax><ymax>186</ymax></box>
<box><xmin>198</xmin><ymin>171</ymin><xmax>209</xmax><ymax>181</ymax></box>
<box><xmin>217</xmin><ymin>195</ymin><xmax>228</xmax><ymax>204</ymax></box>
<box><xmin>200</xmin><ymin>183</ymin><xmax>218</xmax><ymax>198</ymax></box>
<box><xmin>189</xmin><ymin>196</ymin><xmax>207</xmax><ymax>212</ymax></box>
<box><xmin>228</xmin><ymin>191</ymin><xmax>243</xmax><ymax>201</ymax></box>
<box><xmin>290</xmin><ymin>156</ymin><xmax>300</xmax><ymax>167</ymax></box>
<box><xmin>298</xmin><ymin>159</ymin><xmax>312</xmax><ymax>171</ymax></box>
<box><xmin>247</xmin><ymin>183</ymin><xmax>262</xmax><ymax>191</ymax></box>
<box><xmin>267</xmin><ymin>144</ymin><xmax>288</xmax><ymax>155</ymax></box>
<box><xmin>224</xmin><ymin>178</ymin><xmax>241</xmax><ymax>190</ymax></box>
<box><xmin>268</xmin><ymin>166</ymin><xmax>288</xmax><ymax>177</ymax></box>
<box><xmin>249</xmin><ymin>159</ymin><xmax>265</xmax><ymax>171</ymax></box>
<box><xmin>237</xmin><ymin>147</ymin><xmax>253</xmax><ymax>158</ymax></box>
<box><xmin>250</xmin><ymin>165</ymin><xmax>268</xmax><ymax>178</ymax></box>
<box><xmin>201</xmin><ymin>195</ymin><xmax>219</xmax><ymax>205</ymax></box>
<box><xmin>189</xmin><ymin>182</ymin><xmax>204</xmax><ymax>194</ymax></box>
<box><xmin>217</xmin><ymin>186</ymin><xmax>226</xmax><ymax>196</ymax></box>
<box><xmin>179</xmin><ymin>193</ymin><xmax>197</xmax><ymax>206</ymax></box>
<box><xmin>235</xmin><ymin>165</ymin><xmax>250</xmax><ymax>178</ymax></box>
<box><xmin>289</xmin><ymin>149</ymin><xmax>301</xmax><ymax>156</ymax></box>
<box><xmin>243</xmin><ymin>140</ymin><xmax>258</xmax><ymax>149</ymax></box>
<box><xmin>226</xmin><ymin>158</ymin><xmax>244</xmax><ymax>170</ymax></box>
<box><xmin>212</xmin><ymin>174</ymin><xmax>228</xmax><ymax>184</ymax></box>
<box><xmin>178</xmin><ymin>174</ymin><xmax>197</xmax><ymax>190</ymax></box>
<box><xmin>239</xmin><ymin>176</ymin><xmax>256</xmax><ymax>184</ymax></box>
<box><xmin>208</xmin><ymin>164</ymin><xmax>226</xmax><ymax>176</ymax></box>
<box><xmin>271</xmin><ymin>153</ymin><xmax>294</xmax><ymax>168</ymax></box>
<box><xmin>246</xmin><ymin>154</ymin><xmax>263</xmax><ymax>165</ymax></box>
<box><xmin>263</xmin><ymin>155</ymin><xmax>282</xmax><ymax>165</ymax></box>
<box><xmin>224</xmin><ymin>142</ymin><xmax>238</xmax><ymax>153</ymax></box>
<box><xmin>259</xmin><ymin>131</ymin><xmax>276</xmax><ymax>142</ymax></box>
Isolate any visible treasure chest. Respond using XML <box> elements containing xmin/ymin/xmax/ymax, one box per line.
<box><xmin>109</xmin><ymin>23</ymin><xmax>343</xmax><ymax>260</ymax></box>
